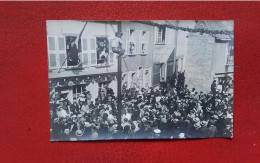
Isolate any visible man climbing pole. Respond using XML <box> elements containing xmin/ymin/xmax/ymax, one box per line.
<box><xmin>111</xmin><ymin>31</ymin><xmax>125</xmax><ymax>56</ymax></box>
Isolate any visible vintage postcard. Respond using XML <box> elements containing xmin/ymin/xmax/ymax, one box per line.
<box><xmin>47</xmin><ymin>20</ymin><xmax>234</xmax><ymax>141</ymax></box>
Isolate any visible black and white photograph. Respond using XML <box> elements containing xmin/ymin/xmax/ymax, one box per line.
<box><xmin>47</xmin><ymin>20</ymin><xmax>234</xmax><ymax>141</ymax></box>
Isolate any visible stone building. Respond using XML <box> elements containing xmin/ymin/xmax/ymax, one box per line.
<box><xmin>184</xmin><ymin>21</ymin><xmax>234</xmax><ymax>93</ymax></box>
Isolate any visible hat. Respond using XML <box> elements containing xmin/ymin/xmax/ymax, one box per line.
<box><xmin>213</xmin><ymin>115</ymin><xmax>219</xmax><ymax>119</ymax></box>
<box><xmin>161</xmin><ymin>118</ymin><xmax>167</xmax><ymax>123</ymax></box>
<box><xmin>141</xmin><ymin>117</ymin><xmax>147</xmax><ymax>122</ymax></box>
<box><xmin>173</xmin><ymin>118</ymin><xmax>179</xmax><ymax>123</ymax></box>
<box><xmin>194</xmin><ymin>122</ymin><xmax>201</xmax><ymax>128</ymax></box>
<box><xmin>64</xmin><ymin>129</ymin><xmax>70</xmax><ymax>135</ymax></box>
<box><xmin>54</xmin><ymin>118</ymin><xmax>59</xmax><ymax>123</ymax></box>
<box><xmin>185</xmin><ymin>119</ymin><xmax>190</xmax><ymax>124</ymax></box>
<box><xmin>227</xmin><ymin>114</ymin><xmax>233</xmax><ymax>119</ymax></box>
<box><xmin>201</xmin><ymin>121</ymin><xmax>208</xmax><ymax>126</ymax></box>
<box><xmin>75</xmin><ymin>130</ymin><xmax>83</xmax><ymax>136</ymax></box>
<box><xmin>79</xmin><ymin>98</ymin><xmax>85</xmax><ymax>102</ymax></box>
<box><xmin>84</xmin><ymin>122</ymin><xmax>92</xmax><ymax>128</ymax></box>
<box><xmin>154</xmin><ymin>129</ymin><xmax>161</xmax><ymax>134</ymax></box>
<box><xmin>194</xmin><ymin>117</ymin><xmax>200</xmax><ymax>123</ymax></box>
<box><xmin>80</xmin><ymin>117</ymin><xmax>86</xmax><ymax>122</ymax></box>
<box><xmin>179</xmin><ymin>133</ymin><xmax>185</xmax><ymax>138</ymax></box>
<box><xmin>79</xmin><ymin>94</ymin><xmax>85</xmax><ymax>97</ymax></box>
<box><xmin>77</xmin><ymin>114</ymin><xmax>83</xmax><ymax>118</ymax></box>
<box><xmin>59</xmin><ymin>98</ymin><xmax>65</xmax><ymax>102</ymax></box>
<box><xmin>91</xmin><ymin>132</ymin><xmax>98</xmax><ymax>140</ymax></box>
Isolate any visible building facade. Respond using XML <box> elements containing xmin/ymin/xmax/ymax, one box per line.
<box><xmin>184</xmin><ymin>21</ymin><xmax>234</xmax><ymax>93</ymax></box>
<box><xmin>120</xmin><ymin>21</ymin><xmax>178</xmax><ymax>90</ymax></box>
<box><xmin>47</xmin><ymin>20</ymin><xmax>119</xmax><ymax>103</ymax></box>
<box><xmin>47</xmin><ymin>20</ymin><xmax>180</xmax><ymax>104</ymax></box>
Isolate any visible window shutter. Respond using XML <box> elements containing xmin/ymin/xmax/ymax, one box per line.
<box><xmin>165</xmin><ymin>28</ymin><xmax>170</xmax><ymax>44</ymax></box>
<box><xmin>154</xmin><ymin>27</ymin><xmax>158</xmax><ymax>44</ymax></box>
<box><xmin>109</xmin><ymin>53</ymin><xmax>114</xmax><ymax>64</ymax></box>
<box><xmin>122</xmin><ymin>72</ymin><xmax>128</xmax><ymax>89</ymax></box>
<box><xmin>81</xmin><ymin>38</ymin><xmax>89</xmax><ymax>66</ymax></box>
<box><xmin>47</xmin><ymin>36</ymin><xmax>57</xmax><ymax>68</ymax></box>
<box><xmin>89</xmin><ymin>37</ymin><xmax>97</xmax><ymax>66</ymax></box>
<box><xmin>48</xmin><ymin>37</ymin><xmax>55</xmax><ymax>51</ymax></box>
<box><xmin>58</xmin><ymin>36</ymin><xmax>66</xmax><ymax>67</ymax></box>
<box><xmin>49</xmin><ymin>53</ymin><xmax>57</xmax><ymax>67</ymax></box>
<box><xmin>109</xmin><ymin>38</ymin><xmax>113</xmax><ymax>51</ymax></box>
<box><xmin>146</xmin><ymin>32</ymin><xmax>149</xmax><ymax>54</ymax></box>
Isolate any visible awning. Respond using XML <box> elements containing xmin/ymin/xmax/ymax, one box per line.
<box><xmin>153</xmin><ymin>46</ymin><xmax>175</xmax><ymax>64</ymax></box>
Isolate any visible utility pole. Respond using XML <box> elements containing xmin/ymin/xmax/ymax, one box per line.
<box><xmin>117</xmin><ymin>21</ymin><xmax>122</xmax><ymax>129</ymax></box>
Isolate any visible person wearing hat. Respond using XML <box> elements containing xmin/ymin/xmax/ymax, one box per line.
<box><xmin>153</xmin><ymin>129</ymin><xmax>161</xmax><ymax>138</ymax></box>
<box><xmin>70</xmin><ymin>102</ymin><xmax>80</xmax><ymax>115</ymax></box>
<box><xmin>111</xmin><ymin>31</ymin><xmax>125</xmax><ymax>56</ymax></box>
<box><xmin>200</xmin><ymin>121</ymin><xmax>209</xmax><ymax>138</ymax></box>
<box><xmin>77</xmin><ymin>94</ymin><xmax>86</xmax><ymax>107</ymax></box>
<box><xmin>208</xmin><ymin>123</ymin><xmax>218</xmax><ymax>137</ymax></box>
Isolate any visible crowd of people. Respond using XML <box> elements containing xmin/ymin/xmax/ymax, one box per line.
<box><xmin>50</xmin><ymin>74</ymin><xmax>233</xmax><ymax>141</ymax></box>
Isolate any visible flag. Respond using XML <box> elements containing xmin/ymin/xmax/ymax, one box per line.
<box><xmin>75</xmin><ymin>22</ymin><xmax>88</xmax><ymax>52</ymax></box>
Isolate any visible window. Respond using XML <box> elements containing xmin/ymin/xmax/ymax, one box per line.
<box><xmin>227</xmin><ymin>42</ymin><xmax>234</xmax><ymax>65</ymax></box>
<box><xmin>73</xmin><ymin>85</ymin><xmax>86</xmax><ymax>102</ymax></box>
<box><xmin>128</xmin><ymin>71</ymin><xmax>138</xmax><ymax>88</ymax></box>
<box><xmin>47</xmin><ymin>36</ymin><xmax>66</xmax><ymax>69</ymax></box>
<box><xmin>136</xmin><ymin>67</ymin><xmax>143</xmax><ymax>89</ymax></box>
<box><xmin>160</xmin><ymin>63</ymin><xmax>166</xmax><ymax>81</ymax></box>
<box><xmin>47</xmin><ymin>35</ymin><xmax>101</xmax><ymax>69</ymax></box>
<box><xmin>122</xmin><ymin>72</ymin><xmax>128</xmax><ymax>89</ymax></box>
<box><xmin>139</xmin><ymin>31</ymin><xmax>149</xmax><ymax>55</ymax></box>
<box><xmin>155</xmin><ymin>26</ymin><xmax>170</xmax><ymax>44</ymax></box>
<box><xmin>143</xmin><ymin>68</ymin><xmax>151</xmax><ymax>88</ymax></box>
<box><xmin>96</xmin><ymin>37</ymin><xmax>109</xmax><ymax>66</ymax></box>
<box><xmin>66</xmin><ymin>36</ymin><xmax>79</xmax><ymax>66</ymax></box>
<box><xmin>126</xmin><ymin>29</ymin><xmax>138</xmax><ymax>55</ymax></box>
<box><xmin>80</xmin><ymin>37</ymin><xmax>97</xmax><ymax>67</ymax></box>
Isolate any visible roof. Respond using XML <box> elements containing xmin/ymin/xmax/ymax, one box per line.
<box><xmin>153</xmin><ymin>46</ymin><xmax>175</xmax><ymax>64</ymax></box>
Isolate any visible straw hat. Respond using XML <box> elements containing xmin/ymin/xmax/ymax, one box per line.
<box><xmin>179</xmin><ymin>133</ymin><xmax>185</xmax><ymax>138</ymax></box>
<box><xmin>154</xmin><ymin>129</ymin><xmax>161</xmax><ymax>134</ymax></box>
<box><xmin>75</xmin><ymin>130</ymin><xmax>83</xmax><ymax>136</ymax></box>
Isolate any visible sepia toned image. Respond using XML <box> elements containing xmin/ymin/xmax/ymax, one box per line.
<box><xmin>47</xmin><ymin>20</ymin><xmax>234</xmax><ymax>141</ymax></box>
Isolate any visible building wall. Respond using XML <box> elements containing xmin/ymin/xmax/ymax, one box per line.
<box><xmin>185</xmin><ymin>33</ymin><xmax>215</xmax><ymax>93</ymax></box>
<box><xmin>176</xmin><ymin>21</ymin><xmax>196</xmax><ymax>72</ymax></box>
<box><xmin>120</xmin><ymin>22</ymin><xmax>156</xmax><ymax>89</ymax></box>
<box><xmin>212</xmin><ymin>42</ymin><xmax>229</xmax><ymax>74</ymax></box>
<box><xmin>185</xmin><ymin>33</ymin><xmax>230</xmax><ymax>93</ymax></box>
<box><xmin>47</xmin><ymin>20</ymin><xmax>118</xmax><ymax>79</ymax></box>
<box><xmin>121</xmin><ymin>22</ymin><xmax>155</xmax><ymax>71</ymax></box>
<box><xmin>152</xmin><ymin>21</ymin><xmax>178</xmax><ymax>86</ymax></box>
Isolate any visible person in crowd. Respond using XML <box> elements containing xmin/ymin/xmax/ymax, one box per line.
<box><xmin>50</xmin><ymin>75</ymin><xmax>233</xmax><ymax>141</ymax></box>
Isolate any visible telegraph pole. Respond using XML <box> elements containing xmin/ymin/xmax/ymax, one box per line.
<box><xmin>117</xmin><ymin>21</ymin><xmax>122</xmax><ymax>128</ymax></box>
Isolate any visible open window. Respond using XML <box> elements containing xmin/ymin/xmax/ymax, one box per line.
<box><xmin>122</xmin><ymin>72</ymin><xmax>128</xmax><ymax>90</ymax></box>
<box><xmin>66</xmin><ymin>36</ymin><xmax>80</xmax><ymax>67</ymax></box>
<box><xmin>155</xmin><ymin>26</ymin><xmax>170</xmax><ymax>44</ymax></box>
<box><xmin>160</xmin><ymin>63</ymin><xmax>166</xmax><ymax>81</ymax></box>
<box><xmin>139</xmin><ymin>31</ymin><xmax>149</xmax><ymax>55</ymax></box>
<box><xmin>73</xmin><ymin>85</ymin><xmax>86</xmax><ymax>102</ymax></box>
<box><xmin>96</xmin><ymin>37</ymin><xmax>109</xmax><ymax>66</ymax></box>
<box><xmin>126</xmin><ymin>28</ymin><xmax>138</xmax><ymax>55</ymax></box>
<box><xmin>143</xmin><ymin>68</ymin><xmax>151</xmax><ymax>89</ymax></box>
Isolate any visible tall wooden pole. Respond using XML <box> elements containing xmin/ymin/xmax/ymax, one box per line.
<box><xmin>117</xmin><ymin>21</ymin><xmax>122</xmax><ymax>128</ymax></box>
